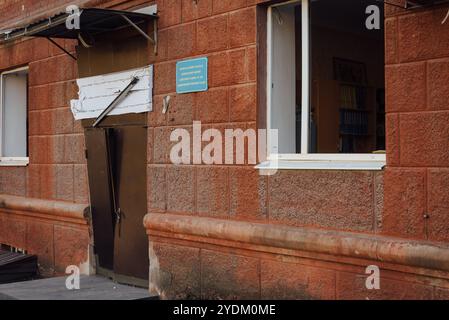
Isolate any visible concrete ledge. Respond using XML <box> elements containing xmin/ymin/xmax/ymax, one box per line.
<box><xmin>144</xmin><ymin>213</ymin><xmax>449</xmax><ymax>273</ymax></box>
<box><xmin>0</xmin><ymin>194</ymin><xmax>89</xmax><ymax>224</ymax></box>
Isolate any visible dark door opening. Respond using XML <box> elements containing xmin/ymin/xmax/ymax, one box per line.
<box><xmin>74</xmin><ymin>25</ymin><xmax>152</xmax><ymax>287</ymax></box>
<box><xmin>84</xmin><ymin>114</ymin><xmax>148</xmax><ymax>287</ymax></box>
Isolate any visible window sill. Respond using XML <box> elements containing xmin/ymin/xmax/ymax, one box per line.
<box><xmin>255</xmin><ymin>159</ymin><xmax>386</xmax><ymax>171</ymax></box>
<box><xmin>0</xmin><ymin>157</ymin><xmax>29</xmax><ymax>167</ymax></box>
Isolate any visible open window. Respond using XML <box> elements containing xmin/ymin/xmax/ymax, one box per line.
<box><xmin>0</xmin><ymin>67</ymin><xmax>29</xmax><ymax>166</ymax></box>
<box><xmin>263</xmin><ymin>0</ymin><xmax>385</xmax><ymax>170</ymax></box>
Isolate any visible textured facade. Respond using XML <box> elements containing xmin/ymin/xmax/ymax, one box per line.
<box><xmin>0</xmin><ymin>0</ymin><xmax>448</xmax><ymax>299</ymax></box>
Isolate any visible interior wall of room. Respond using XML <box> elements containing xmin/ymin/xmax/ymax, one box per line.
<box><xmin>310</xmin><ymin>26</ymin><xmax>385</xmax><ymax>153</ymax></box>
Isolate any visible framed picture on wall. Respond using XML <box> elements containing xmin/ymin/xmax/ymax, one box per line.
<box><xmin>333</xmin><ymin>58</ymin><xmax>367</xmax><ymax>85</ymax></box>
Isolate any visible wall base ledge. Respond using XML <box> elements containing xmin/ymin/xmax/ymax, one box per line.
<box><xmin>145</xmin><ymin>213</ymin><xmax>449</xmax><ymax>277</ymax></box>
<box><xmin>0</xmin><ymin>194</ymin><xmax>89</xmax><ymax>225</ymax></box>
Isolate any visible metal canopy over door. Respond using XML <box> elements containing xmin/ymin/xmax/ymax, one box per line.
<box><xmin>84</xmin><ymin>114</ymin><xmax>148</xmax><ymax>287</ymax></box>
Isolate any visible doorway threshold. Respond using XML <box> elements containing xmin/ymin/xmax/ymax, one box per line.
<box><xmin>0</xmin><ymin>275</ymin><xmax>158</xmax><ymax>300</ymax></box>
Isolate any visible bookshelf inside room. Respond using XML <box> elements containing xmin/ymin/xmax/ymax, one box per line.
<box><xmin>294</xmin><ymin>13</ymin><xmax>386</xmax><ymax>155</ymax></box>
<box><xmin>339</xmin><ymin>84</ymin><xmax>375</xmax><ymax>153</ymax></box>
<box><xmin>339</xmin><ymin>83</ymin><xmax>385</xmax><ymax>153</ymax></box>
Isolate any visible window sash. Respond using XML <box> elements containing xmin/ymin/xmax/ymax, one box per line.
<box><xmin>0</xmin><ymin>66</ymin><xmax>29</xmax><ymax>160</ymax></box>
<box><xmin>266</xmin><ymin>0</ymin><xmax>386</xmax><ymax>164</ymax></box>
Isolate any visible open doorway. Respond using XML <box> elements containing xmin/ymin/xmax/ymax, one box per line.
<box><xmin>77</xmin><ymin>25</ymin><xmax>152</xmax><ymax>288</ymax></box>
<box><xmin>84</xmin><ymin>117</ymin><xmax>148</xmax><ymax>287</ymax></box>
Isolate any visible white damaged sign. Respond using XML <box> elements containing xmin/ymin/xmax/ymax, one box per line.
<box><xmin>70</xmin><ymin>65</ymin><xmax>153</xmax><ymax>120</ymax></box>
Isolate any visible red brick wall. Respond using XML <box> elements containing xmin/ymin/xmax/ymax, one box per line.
<box><xmin>384</xmin><ymin>1</ymin><xmax>449</xmax><ymax>242</ymax></box>
<box><xmin>1</xmin><ymin>0</ymin><xmax>448</xmax><ymax>299</ymax></box>
<box><xmin>150</xmin><ymin>240</ymin><xmax>449</xmax><ymax>299</ymax></box>
<box><xmin>0</xmin><ymin>203</ymin><xmax>90</xmax><ymax>276</ymax></box>
<box><xmin>148</xmin><ymin>0</ymin><xmax>383</xmax><ymax>232</ymax></box>
<box><xmin>0</xmin><ymin>0</ymin><xmax>93</xmax><ymax>276</ymax></box>
<box><xmin>0</xmin><ymin>38</ymin><xmax>88</xmax><ymax>201</ymax></box>
<box><xmin>145</xmin><ymin>0</ymin><xmax>449</xmax><ymax>300</ymax></box>
<box><xmin>0</xmin><ymin>0</ymin><xmax>154</xmax><ymax>276</ymax></box>
<box><xmin>0</xmin><ymin>35</ymin><xmax>90</xmax><ymax>275</ymax></box>
<box><xmin>148</xmin><ymin>0</ymin><xmax>264</xmax><ymax>221</ymax></box>
<box><xmin>0</xmin><ymin>0</ymin><xmax>154</xmax><ymax>29</ymax></box>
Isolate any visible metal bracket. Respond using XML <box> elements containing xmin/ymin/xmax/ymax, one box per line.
<box><xmin>443</xmin><ymin>8</ymin><xmax>449</xmax><ymax>24</ymax></box>
<box><xmin>376</xmin><ymin>0</ymin><xmax>405</xmax><ymax>9</ymax></box>
<box><xmin>381</xmin><ymin>0</ymin><xmax>449</xmax><ymax>10</ymax></box>
<box><xmin>47</xmin><ymin>37</ymin><xmax>77</xmax><ymax>60</ymax></box>
<box><xmin>120</xmin><ymin>14</ymin><xmax>158</xmax><ymax>55</ymax></box>
<box><xmin>162</xmin><ymin>95</ymin><xmax>171</xmax><ymax>114</ymax></box>
<box><xmin>405</xmin><ymin>0</ymin><xmax>422</xmax><ymax>8</ymax></box>
<box><xmin>378</xmin><ymin>0</ymin><xmax>425</xmax><ymax>9</ymax></box>
<box><xmin>78</xmin><ymin>32</ymin><xmax>94</xmax><ymax>48</ymax></box>
<box><xmin>93</xmin><ymin>76</ymin><xmax>140</xmax><ymax>127</ymax></box>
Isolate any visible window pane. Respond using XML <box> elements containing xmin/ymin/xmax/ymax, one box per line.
<box><xmin>310</xmin><ymin>0</ymin><xmax>385</xmax><ymax>153</ymax></box>
<box><xmin>270</xmin><ymin>2</ymin><xmax>302</xmax><ymax>154</ymax></box>
<box><xmin>2</xmin><ymin>71</ymin><xmax>28</xmax><ymax>157</ymax></box>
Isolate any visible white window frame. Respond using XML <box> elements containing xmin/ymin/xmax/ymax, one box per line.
<box><xmin>260</xmin><ymin>0</ymin><xmax>386</xmax><ymax>171</ymax></box>
<box><xmin>0</xmin><ymin>66</ymin><xmax>29</xmax><ymax>167</ymax></box>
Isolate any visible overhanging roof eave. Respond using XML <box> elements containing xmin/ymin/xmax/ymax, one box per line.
<box><xmin>0</xmin><ymin>8</ymin><xmax>158</xmax><ymax>43</ymax></box>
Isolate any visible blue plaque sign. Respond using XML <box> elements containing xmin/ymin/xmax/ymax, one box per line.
<box><xmin>176</xmin><ymin>57</ymin><xmax>208</xmax><ymax>94</ymax></box>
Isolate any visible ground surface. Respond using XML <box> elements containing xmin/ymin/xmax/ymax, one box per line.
<box><xmin>0</xmin><ymin>275</ymin><xmax>154</xmax><ymax>300</ymax></box>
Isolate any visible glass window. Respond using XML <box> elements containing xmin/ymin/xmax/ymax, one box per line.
<box><xmin>0</xmin><ymin>67</ymin><xmax>28</xmax><ymax>158</ymax></box>
<box><xmin>267</xmin><ymin>0</ymin><xmax>385</xmax><ymax>163</ymax></box>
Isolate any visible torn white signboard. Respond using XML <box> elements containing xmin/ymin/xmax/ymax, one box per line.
<box><xmin>70</xmin><ymin>65</ymin><xmax>153</xmax><ymax>120</ymax></box>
